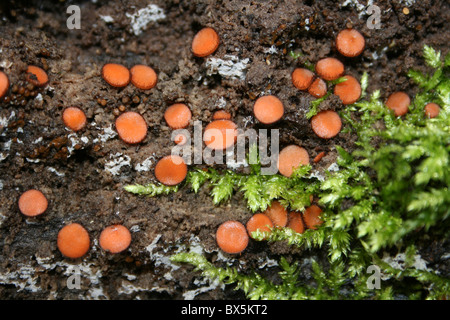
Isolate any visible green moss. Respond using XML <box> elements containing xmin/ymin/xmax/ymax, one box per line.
<box><xmin>125</xmin><ymin>161</ymin><xmax>318</xmax><ymax>213</ymax></box>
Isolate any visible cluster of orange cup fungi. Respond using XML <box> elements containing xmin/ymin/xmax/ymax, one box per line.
<box><xmin>5</xmin><ymin>25</ymin><xmax>442</xmax><ymax>258</ymax></box>
<box><xmin>216</xmin><ymin>201</ymin><xmax>323</xmax><ymax>254</ymax></box>
<box><xmin>385</xmin><ymin>92</ymin><xmax>440</xmax><ymax>118</ymax></box>
<box><xmin>217</xmin><ymin>29</ymin><xmax>365</xmax><ymax>254</ymax></box>
<box><xmin>96</xmin><ymin>28</ymin><xmax>222</xmax><ymax>186</ymax></box>
<box><xmin>9</xmin><ymin>28</ymin><xmax>221</xmax><ymax>260</ymax></box>
<box><xmin>18</xmin><ymin>189</ymin><xmax>132</xmax><ymax>258</ymax></box>
<box><xmin>291</xmin><ymin>29</ymin><xmax>366</xmax><ymax>141</ymax></box>
<box><xmin>57</xmin><ymin>223</ymin><xmax>131</xmax><ymax>258</ymax></box>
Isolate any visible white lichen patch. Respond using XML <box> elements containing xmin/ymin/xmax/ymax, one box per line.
<box><xmin>33</xmin><ymin>137</ymin><xmax>43</xmax><ymax>144</ymax></box>
<box><xmin>146</xmin><ymin>234</ymin><xmax>183</xmax><ymax>271</ymax></box>
<box><xmin>183</xmin><ymin>277</ymin><xmax>224</xmax><ymax>300</ymax></box>
<box><xmin>67</xmin><ymin>133</ymin><xmax>89</xmax><ymax>156</ymax></box>
<box><xmin>0</xmin><ymin>256</ymin><xmax>106</xmax><ymax>295</ymax></box>
<box><xmin>186</xmin><ymin>236</ymin><xmax>206</xmax><ymax>256</ymax></box>
<box><xmin>0</xmin><ymin>265</ymin><xmax>41</xmax><ymax>292</ymax></box>
<box><xmin>242</xmin><ymin>115</ymin><xmax>254</xmax><ymax>128</ymax></box>
<box><xmin>47</xmin><ymin>167</ymin><xmax>65</xmax><ymax>177</ymax></box>
<box><xmin>304</xmin><ymin>18</ymin><xmax>310</xmax><ymax>31</ymax></box>
<box><xmin>341</xmin><ymin>0</ymin><xmax>366</xmax><ymax>11</ymax></box>
<box><xmin>126</xmin><ymin>4</ymin><xmax>166</xmax><ymax>36</ymax></box>
<box><xmin>0</xmin><ymin>152</ymin><xmax>8</xmax><ymax>162</ymax></box>
<box><xmin>129</xmin><ymin>225</ymin><xmax>140</xmax><ymax>233</ymax></box>
<box><xmin>308</xmin><ymin>169</ymin><xmax>326</xmax><ymax>182</ymax></box>
<box><xmin>264</xmin><ymin>45</ymin><xmax>278</xmax><ymax>54</ymax></box>
<box><xmin>34</xmin><ymin>256</ymin><xmax>106</xmax><ymax>299</ymax></box>
<box><xmin>327</xmin><ymin>162</ymin><xmax>340</xmax><ymax>172</ymax></box>
<box><xmin>215</xmin><ymin>96</ymin><xmax>227</xmax><ymax>109</ymax></box>
<box><xmin>104</xmin><ymin>152</ymin><xmax>131</xmax><ymax>176</ymax></box>
<box><xmin>215</xmin><ymin>250</ymin><xmax>240</xmax><ymax>266</ymax></box>
<box><xmin>399</xmin><ymin>0</ymin><xmax>417</xmax><ymax>6</ymax></box>
<box><xmin>99</xmin><ymin>15</ymin><xmax>114</xmax><ymax>23</ymax></box>
<box><xmin>0</xmin><ymin>139</ymin><xmax>12</xmax><ymax>162</ymax></box>
<box><xmin>225</xmin><ymin>150</ymin><xmax>248</xmax><ymax>170</ymax></box>
<box><xmin>381</xmin><ymin>252</ymin><xmax>431</xmax><ymax>280</ymax></box>
<box><xmin>441</xmin><ymin>253</ymin><xmax>450</xmax><ymax>260</ymax></box>
<box><xmin>0</xmin><ymin>116</ymin><xmax>8</xmax><ymax>129</ymax></box>
<box><xmin>257</xmin><ymin>256</ymin><xmax>279</xmax><ymax>269</ymax></box>
<box><xmin>4</xmin><ymin>139</ymin><xmax>12</xmax><ymax>150</ymax></box>
<box><xmin>206</xmin><ymin>55</ymin><xmax>250</xmax><ymax>80</ymax></box>
<box><xmin>0</xmin><ymin>111</ymin><xmax>15</xmax><ymax>132</ymax></box>
<box><xmin>145</xmin><ymin>234</ymin><xmax>209</xmax><ymax>288</ymax></box>
<box><xmin>340</xmin><ymin>0</ymin><xmax>375</xmax><ymax>18</ymax></box>
<box><xmin>117</xmin><ymin>280</ymin><xmax>170</xmax><ymax>297</ymax></box>
<box><xmin>25</xmin><ymin>157</ymin><xmax>40</xmax><ymax>163</ymax></box>
<box><xmin>0</xmin><ymin>212</ymin><xmax>6</xmax><ymax>227</ymax></box>
<box><xmin>0</xmin><ymin>59</ymin><xmax>13</xmax><ymax>69</ymax></box>
<box><xmin>371</xmin><ymin>46</ymin><xmax>388</xmax><ymax>61</ymax></box>
<box><xmin>134</xmin><ymin>154</ymin><xmax>156</xmax><ymax>172</ymax></box>
<box><xmin>169</xmin><ymin>236</ymin><xmax>227</xmax><ymax>300</ymax></box>
<box><xmin>93</xmin><ymin>124</ymin><xmax>117</xmax><ymax>144</ymax></box>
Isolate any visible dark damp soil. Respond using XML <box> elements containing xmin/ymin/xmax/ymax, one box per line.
<box><xmin>0</xmin><ymin>0</ymin><xmax>448</xmax><ymax>299</ymax></box>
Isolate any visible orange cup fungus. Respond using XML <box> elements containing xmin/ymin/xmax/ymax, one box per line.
<box><xmin>292</xmin><ymin>68</ymin><xmax>315</xmax><ymax>90</ymax></box>
<box><xmin>246</xmin><ymin>213</ymin><xmax>273</xmax><ymax>239</ymax></box>
<box><xmin>253</xmin><ymin>95</ymin><xmax>285</xmax><ymax>125</ymax></box>
<box><xmin>26</xmin><ymin>65</ymin><xmax>48</xmax><ymax>87</ymax></box>
<box><xmin>277</xmin><ymin>145</ymin><xmax>310</xmax><ymax>178</ymax></box>
<box><xmin>315</xmin><ymin>58</ymin><xmax>344</xmax><ymax>81</ymax></box>
<box><xmin>303</xmin><ymin>205</ymin><xmax>323</xmax><ymax>230</ymax></box>
<box><xmin>308</xmin><ymin>77</ymin><xmax>327</xmax><ymax>98</ymax></box>
<box><xmin>216</xmin><ymin>220</ymin><xmax>249</xmax><ymax>254</ymax></box>
<box><xmin>115</xmin><ymin>111</ymin><xmax>148</xmax><ymax>144</ymax></box>
<box><xmin>130</xmin><ymin>64</ymin><xmax>157</xmax><ymax>90</ymax></box>
<box><xmin>424</xmin><ymin>102</ymin><xmax>440</xmax><ymax>118</ymax></box>
<box><xmin>0</xmin><ymin>70</ymin><xmax>10</xmax><ymax>99</ymax></box>
<box><xmin>62</xmin><ymin>107</ymin><xmax>87</xmax><ymax>132</ymax></box>
<box><xmin>57</xmin><ymin>223</ymin><xmax>90</xmax><ymax>259</ymax></box>
<box><xmin>203</xmin><ymin>119</ymin><xmax>238</xmax><ymax>150</ymax></box>
<box><xmin>334</xmin><ymin>75</ymin><xmax>361</xmax><ymax>105</ymax></box>
<box><xmin>286</xmin><ymin>212</ymin><xmax>305</xmax><ymax>234</ymax></box>
<box><xmin>263</xmin><ymin>200</ymin><xmax>288</xmax><ymax>227</ymax></box>
<box><xmin>99</xmin><ymin>225</ymin><xmax>132</xmax><ymax>254</ymax></box>
<box><xmin>18</xmin><ymin>189</ymin><xmax>48</xmax><ymax>217</ymax></box>
<box><xmin>101</xmin><ymin>63</ymin><xmax>130</xmax><ymax>88</ymax></box>
<box><xmin>336</xmin><ymin>29</ymin><xmax>365</xmax><ymax>57</ymax></box>
<box><xmin>192</xmin><ymin>27</ymin><xmax>220</xmax><ymax>57</ymax></box>
<box><xmin>311</xmin><ymin>110</ymin><xmax>342</xmax><ymax>139</ymax></box>
<box><xmin>385</xmin><ymin>91</ymin><xmax>410</xmax><ymax>116</ymax></box>
<box><xmin>212</xmin><ymin>110</ymin><xmax>232</xmax><ymax>121</ymax></box>
<box><xmin>164</xmin><ymin>103</ymin><xmax>192</xmax><ymax>129</ymax></box>
<box><xmin>154</xmin><ymin>155</ymin><xmax>188</xmax><ymax>186</ymax></box>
